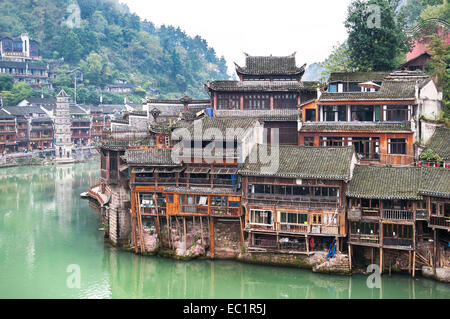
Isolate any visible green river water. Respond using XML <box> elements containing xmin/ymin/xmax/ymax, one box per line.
<box><xmin>0</xmin><ymin>161</ymin><xmax>449</xmax><ymax>299</ymax></box>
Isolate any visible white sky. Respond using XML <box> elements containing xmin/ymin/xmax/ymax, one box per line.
<box><xmin>120</xmin><ymin>0</ymin><xmax>353</xmax><ymax>76</ymax></box>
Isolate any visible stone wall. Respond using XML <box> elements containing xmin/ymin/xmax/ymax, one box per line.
<box><xmin>108</xmin><ymin>185</ymin><xmax>131</xmax><ymax>246</ymax></box>
<box><xmin>213</xmin><ymin>219</ymin><xmax>242</xmax><ymax>257</ymax></box>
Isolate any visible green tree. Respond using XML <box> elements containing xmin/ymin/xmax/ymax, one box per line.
<box><xmin>0</xmin><ymin>74</ymin><xmax>14</xmax><ymax>91</ymax></box>
<box><xmin>345</xmin><ymin>0</ymin><xmax>408</xmax><ymax>71</ymax></box>
<box><xmin>320</xmin><ymin>42</ymin><xmax>359</xmax><ymax>82</ymax></box>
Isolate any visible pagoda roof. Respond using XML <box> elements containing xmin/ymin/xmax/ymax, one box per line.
<box><xmin>234</xmin><ymin>53</ymin><xmax>306</xmax><ymax>76</ymax></box>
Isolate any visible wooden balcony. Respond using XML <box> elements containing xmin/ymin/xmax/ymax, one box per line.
<box><xmin>278</xmin><ymin>223</ymin><xmax>309</xmax><ymax>234</ymax></box>
<box><xmin>244</xmin><ymin>194</ymin><xmax>339</xmax><ymax>210</ymax></box>
<box><xmin>348</xmin><ymin>209</ymin><xmax>361</xmax><ymax>220</ymax></box>
<box><xmin>383</xmin><ymin>237</ymin><xmax>413</xmax><ymax>248</ymax></box>
<box><xmin>429</xmin><ymin>216</ymin><xmax>450</xmax><ymax>229</ymax></box>
<box><xmin>246</xmin><ymin>223</ymin><xmax>275</xmax><ymax>232</ymax></box>
<box><xmin>349</xmin><ymin>233</ymin><xmax>380</xmax><ymax>245</ymax></box>
<box><xmin>178</xmin><ymin>205</ymin><xmax>209</xmax><ymax>216</ymax></box>
<box><xmin>210</xmin><ymin>206</ymin><xmax>240</xmax><ymax>217</ymax></box>
<box><xmin>382</xmin><ymin>209</ymin><xmax>413</xmax><ymax>221</ymax></box>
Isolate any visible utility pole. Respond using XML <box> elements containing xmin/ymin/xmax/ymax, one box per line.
<box><xmin>67</xmin><ymin>67</ymin><xmax>82</xmax><ymax>104</ymax></box>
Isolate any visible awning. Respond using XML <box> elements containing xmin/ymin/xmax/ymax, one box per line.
<box><xmin>132</xmin><ymin>167</ymin><xmax>154</xmax><ymax>173</ymax></box>
<box><xmin>210</xmin><ymin>167</ymin><xmax>238</xmax><ymax>175</ymax></box>
<box><xmin>119</xmin><ymin>164</ymin><xmax>129</xmax><ymax>172</ymax></box>
<box><xmin>155</xmin><ymin>167</ymin><xmax>184</xmax><ymax>173</ymax></box>
<box><xmin>185</xmin><ymin>167</ymin><xmax>210</xmax><ymax>174</ymax></box>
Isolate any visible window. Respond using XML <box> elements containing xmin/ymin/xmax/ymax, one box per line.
<box><xmin>303</xmin><ymin>136</ymin><xmax>314</xmax><ymax>146</ymax></box>
<box><xmin>320</xmin><ymin>136</ymin><xmax>343</xmax><ymax>146</ymax></box>
<box><xmin>217</xmin><ymin>93</ymin><xmax>240</xmax><ymax>109</ymax></box>
<box><xmin>305</xmin><ymin>109</ymin><xmax>316</xmax><ymax>122</ymax></box>
<box><xmin>273</xmin><ymin>94</ymin><xmax>298</xmax><ymax>109</ymax></box>
<box><xmin>280</xmin><ymin>211</ymin><xmax>308</xmax><ymax>225</ymax></box>
<box><xmin>167</xmin><ymin>195</ymin><xmax>173</xmax><ymax>204</ymax></box>
<box><xmin>250</xmin><ymin>209</ymin><xmax>273</xmax><ymax>225</ymax></box>
<box><xmin>386</xmin><ymin>106</ymin><xmax>409</xmax><ymax>121</ymax></box>
<box><xmin>243</xmin><ymin>94</ymin><xmax>270</xmax><ymax>110</ymax></box>
<box><xmin>388</xmin><ymin>138</ymin><xmax>406</xmax><ymax>154</ymax></box>
<box><xmin>351</xmin><ymin>137</ymin><xmax>380</xmax><ymax>160</ymax></box>
<box><xmin>351</xmin><ymin>106</ymin><xmax>375</xmax><ymax>121</ymax></box>
<box><xmin>323</xmin><ymin>106</ymin><xmax>346</xmax><ymax>121</ymax></box>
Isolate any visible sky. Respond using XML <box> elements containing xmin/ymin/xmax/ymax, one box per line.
<box><xmin>119</xmin><ymin>0</ymin><xmax>354</xmax><ymax>76</ymax></box>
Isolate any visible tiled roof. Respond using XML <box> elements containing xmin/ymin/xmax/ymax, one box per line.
<box><xmin>347</xmin><ymin>165</ymin><xmax>423</xmax><ymax>200</ymax></box>
<box><xmin>0</xmin><ymin>109</ymin><xmax>14</xmax><ymax>119</ymax></box>
<box><xmin>173</xmin><ymin>117</ymin><xmax>259</xmax><ymax>141</ymax></box>
<box><xmin>329</xmin><ymin>72</ymin><xmax>388</xmax><ymax>82</ymax></box>
<box><xmin>0</xmin><ymin>60</ymin><xmax>48</xmax><ymax>70</ymax></box>
<box><xmin>23</xmin><ymin>97</ymin><xmax>56</xmax><ymax>105</ymax></box>
<box><xmin>206</xmin><ymin>80</ymin><xmax>303</xmax><ymax>92</ymax></box>
<box><xmin>2</xmin><ymin>106</ymin><xmax>46</xmax><ymax>116</ymax></box>
<box><xmin>164</xmin><ymin>186</ymin><xmax>239</xmax><ymax>195</ymax></box>
<box><xmin>320</xmin><ymin>79</ymin><xmax>419</xmax><ymax>101</ymax></box>
<box><xmin>214</xmin><ymin>109</ymin><xmax>300</xmax><ymax>121</ymax></box>
<box><xmin>418</xmin><ymin>167</ymin><xmax>450</xmax><ymax>198</ymax></box>
<box><xmin>300</xmin><ymin>121</ymin><xmax>412</xmax><ymax>132</ymax></box>
<box><xmin>423</xmin><ymin>127</ymin><xmax>450</xmax><ymax>160</ymax></box>
<box><xmin>235</xmin><ymin>53</ymin><xmax>306</xmax><ymax>76</ymax></box>
<box><xmin>31</xmin><ymin>117</ymin><xmax>52</xmax><ymax>123</ymax></box>
<box><xmin>239</xmin><ymin>145</ymin><xmax>355</xmax><ymax>180</ymax></box>
<box><xmin>348</xmin><ymin>165</ymin><xmax>450</xmax><ymax>200</ymax></box>
<box><xmin>123</xmin><ymin>148</ymin><xmax>179</xmax><ymax>165</ymax></box>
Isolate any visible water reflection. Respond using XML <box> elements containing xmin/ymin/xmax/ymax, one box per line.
<box><xmin>0</xmin><ymin>163</ymin><xmax>449</xmax><ymax>299</ymax></box>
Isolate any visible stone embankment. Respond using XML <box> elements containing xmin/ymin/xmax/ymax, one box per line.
<box><xmin>422</xmin><ymin>266</ymin><xmax>450</xmax><ymax>283</ymax></box>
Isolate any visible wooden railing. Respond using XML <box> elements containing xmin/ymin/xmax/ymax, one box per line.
<box><xmin>429</xmin><ymin>216</ymin><xmax>450</xmax><ymax>228</ymax></box>
<box><xmin>349</xmin><ymin>233</ymin><xmax>380</xmax><ymax>244</ymax></box>
<box><xmin>383</xmin><ymin>237</ymin><xmax>413</xmax><ymax>247</ymax></box>
<box><xmin>361</xmin><ymin>208</ymin><xmax>380</xmax><ymax>218</ymax></box>
<box><xmin>416</xmin><ymin>209</ymin><xmax>427</xmax><ymax>220</ymax></box>
<box><xmin>247</xmin><ymin>223</ymin><xmax>274</xmax><ymax>231</ymax></box>
<box><xmin>244</xmin><ymin>194</ymin><xmax>339</xmax><ymax>210</ymax></box>
<box><xmin>382</xmin><ymin>209</ymin><xmax>413</xmax><ymax>221</ymax></box>
<box><xmin>210</xmin><ymin>207</ymin><xmax>240</xmax><ymax>217</ymax></box>
<box><xmin>348</xmin><ymin>209</ymin><xmax>362</xmax><ymax>220</ymax></box>
<box><xmin>278</xmin><ymin>223</ymin><xmax>308</xmax><ymax>233</ymax></box>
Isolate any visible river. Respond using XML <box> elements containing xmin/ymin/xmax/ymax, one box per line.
<box><xmin>0</xmin><ymin>162</ymin><xmax>449</xmax><ymax>299</ymax></box>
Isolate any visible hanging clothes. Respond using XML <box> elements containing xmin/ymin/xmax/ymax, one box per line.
<box><xmin>310</xmin><ymin>236</ymin><xmax>315</xmax><ymax>249</ymax></box>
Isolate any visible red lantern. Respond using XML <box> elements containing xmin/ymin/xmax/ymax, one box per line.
<box><xmin>418</xmin><ymin>162</ymin><xmax>422</xmax><ymax>167</ymax></box>
<box><xmin>428</xmin><ymin>162</ymin><xmax>431</xmax><ymax>167</ymax></box>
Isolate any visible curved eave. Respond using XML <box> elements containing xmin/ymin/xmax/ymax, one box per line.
<box><xmin>238</xmin><ymin>170</ymin><xmax>348</xmax><ymax>181</ymax></box>
<box><xmin>346</xmin><ymin>192</ymin><xmax>422</xmax><ymax>201</ymax></box>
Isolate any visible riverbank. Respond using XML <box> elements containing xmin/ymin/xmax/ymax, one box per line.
<box><xmin>0</xmin><ymin>148</ymin><xmax>99</xmax><ymax>168</ymax></box>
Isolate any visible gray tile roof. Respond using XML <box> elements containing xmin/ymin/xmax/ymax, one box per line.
<box><xmin>348</xmin><ymin>165</ymin><xmax>450</xmax><ymax>200</ymax></box>
<box><xmin>173</xmin><ymin>117</ymin><xmax>260</xmax><ymax>141</ymax></box>
<box><xmin>2</xmin><ymin>106</ymin><xmax>47</xmax><ymax>116</ymax></box>
<box><xmin>320</xmin><ymin>79</ymin><xmax>420</xmax><ymax>101</ymax></box>
<box><xmin>235</xmin><ymin>53</ymin><xmax>306</xmax><ymax>76</ymax></box>
<box><xmin>206</xmin><ymin>80</ymin><xmax>303</xmax><ymax>92</ymax></box>
<box><xmin>423</xmin><ymin>127</ymin><xmax>450</xmax><ymax>160</ymax></box>
<box><xmin>239</xmin><ymin>145</ymin><xmax>355</xmax><ymax>180</ymax></box>
<box><xmin>300</xmin><ymin>121</ymin><xmax>412</xmax><ymax>132</ymax></box>
<box><xmin>329</xmin><ymin>72</ymin><xmax>389</xmax><ymax>82</ymax></box>
<box><xmin>418</xmin><ymin>167</ymin><xmax>450</xmax><ymax>198</ymax></box>
<box><xmin>164</xmin><ymin>186</ymin><xmax>239</xmax><ymax>195</ymax></box>
<box><xmin>347</xmin><ymin>165</ymin><xmax>423</xmax><ymax>200</ymax></box>
<box><xmin>123</xmin><ymin>148</ymin><xmax>179</xmax><ymax>165</ymax></box>
<box><xmin>0</xmin><ymin>109</ymin><xmax>14</xmax><ymax>119</ymax></box>
<box><xmin>213</xmin><ymin>109</ymin><xmax>300</xmax><ymax>121</ymax></box>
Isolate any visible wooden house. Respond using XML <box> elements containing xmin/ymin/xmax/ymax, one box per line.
<box><xmin>0</xmin><ymin>110</ymin><xmax>17</xmax><ymax>153</ymax></box>
<box><xmin>239</xmin><ymin>144</ymin><xmax>357</xmax><ymax>254</ymax></box>
<box><xmin>298</xmin><ymin>74</ymin><xmax>436</xmax><ymax>166</ymax></box>
<box><xmin>205</xmin><ymin>53</ymin><xmax>317</xmax><ymax>145</ymax></box>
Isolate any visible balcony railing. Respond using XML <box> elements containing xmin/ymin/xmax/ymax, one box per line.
<box><xmin>361</xmin><ymin>208</ymin><xmax>380</xmax><ymax>218</ymax></box>
<box><xmin>247</xmin><ymin>223</ymin><xmax>275</xmax><ymax>231</ymax></box>
<box><xmin>210</xmin><ymin>207</ymin><xmax>240</xmax><ymax>217</ymax></box>
<box><xmin>244</xmin><ymin>194</ymin><xmax>339</xmax><ymax>210</ymax></box>
<box><xmin>383</xmin><ymin>237</ymin><xmax>413</xmax><ymax>248</ymax></box>
<box><xmin>416</xmin><ymin>209</ymin><xmax>427</xmax><ymax>220</ymax></box>
<box><xmin>429</xmin><ymin>216</ymin><xmax>450</xmax><ymax>229</ymax></box>
<box><xmin>382</xmin><ymin>209</ymin><xmax>413</xmax><ymax>221</ymax></box>
<box><xmin>348</xmin><ymin>209</ymin><xmax>361</xmax><ymax>220</ymax></box>
<box><xmin>349</xmin><ymin>233</ymin><xmax>380</xmax><ymax>244</ymax></box>
<box><xmin>278</xmin><ymin>223</ymin><xmax>309</xmax><ymax>233</ymax></box>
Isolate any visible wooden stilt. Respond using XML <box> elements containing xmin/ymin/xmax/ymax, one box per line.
<box><xmin>380</xmin><ymin>247</ymin><xmax>383</xmax><ymax>274</ymax></box>
<box><xmin>200</xmin><ymin>216</ymin><xmax>204</xmax><ymax>245</ymax></box>
<box><xmin>209</xmin><ymin>217</ymin><xmax>215</xmax><ymax>258</ymax></box>
<box><xmin>183</xmin><ymin>217</ymin><xmax>187</xmax><ymax>246</ymax></box>
<box><xmin>168</xmin><ymin>216</ymin><xmax>172</xmax><ymax>249</ymax></box>
<box><xmin>412</xmin><ymin>250</ymin><xmax>416</xmax><ymax>278</ymax></box>
<box><xmin>239</xmin><ymin>216</ymin><xmax>244</xmax><ymax>250</ymax></box>
<box><xmin>408</xmin><ymin>250</ymin><xmax>412</xmax><ymax>274</ymax></box>
<box><xmin>131</xmin><ymin>191</ymin><xmax>138</xmax><ymax>253</ymax></box>
<box><xmin>433</xmin><ymin>229</ymin><xmax>437</xmax><ymax>272</ymax></box>
<box><xmin>348</xmin><ymin>244</ymin><xmax>352</xmax><ymax>271</ymax></box>
<box><xmin>306</xmin><ymin>235</ymin><xmax>309</xmax><ymax>254</ymax></box>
